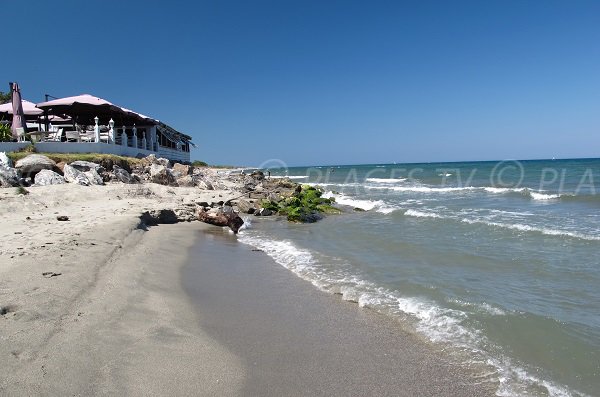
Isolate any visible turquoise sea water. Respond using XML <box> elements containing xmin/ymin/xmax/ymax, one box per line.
<box><xmin>238</xmin><ymin>159</ymin><xmax>600</xmax><ymax>396</ymax></box>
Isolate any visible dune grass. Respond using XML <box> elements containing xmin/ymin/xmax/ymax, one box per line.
<box><xmin>7</xmin><ymin>151</ymin><xmax>142</xmax><ymax>167</ymax></box>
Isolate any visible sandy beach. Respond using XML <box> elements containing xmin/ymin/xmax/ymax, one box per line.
<box><xmin>0</xmin><ymin>183</ymin><xmax>245</xmax><ymax>395</ymax></box>
<box><xmin>1</xmin><ymin>182</ymin><xmax>495</xmax><ymax>396</ymax></box>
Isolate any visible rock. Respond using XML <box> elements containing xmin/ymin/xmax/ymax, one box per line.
<box><xmin>0</xmin><ymin>166</ymin><xmax>20</xmax><ymax>187</ymax></box>
<box><xmin>56</xmin><ymin>215</ymin><xmax>69</xmax><ymax>221</ymax></box>
<box><xmin>14</xmin><ymin>154</ymin><xmax>56</xmax><ymax>177</ymax></box>
<box><xmin>54</xmin><ymin>161</ymin><xmax>66</xmax><ymax>173</ymax></box>
<box><xmin>42</xmin><ymin>271</ymin><xmax>62</xmax><ymax>278</ymax></box>
<box><xmin>174</xmin><ymin>207</ymin><xmax>196</xmax><ymax>222</ymax></box>
<box><xmin>140</xmin><ymin>209</ymin><xmax>179</xmax><ymax>225</ymax></box>
<box><xmin>256</xmin><ymin>208</ymin><xmax>273</xmax><ymax>216</ymax></box>
<box><xmin>84</xmin><ymin>169</ymin><xmax>104</xmax><ymax>185</ymax></box>
<box><xmin>236</xmin><ymin>199</ymin><xmax>257</xmax><ymax>214</ymax></box>
<box><xmin>34</xmin><ymin>169</ymin><xmax>66</xmax><ymax>186</ymax></box>
<box><xmin>156</xmin><ymin>157</ymin><xmax>170</xmax><ymax>167</ymax></box>
<box><xmin>130</xmin><ymin>173</ymin><xmax>142</xmax><ymax>183</ymax></box>
<box><xmin>172</xmin><ymin>163</ymin><xmax>191</xmax><ymax>177</ymax></box>
<box><xmin>113</xmin><ymin>165</ymin><xmax>132</xmax><ymax>184</ymax></box>
<box><xmin>176</xmin><ymin>175</ymin><xmax>195</xmax><ymax>187</ymax></box>
<box><xmin>150</xmin><ymin>164</ymin><xmax>176</xmax><ymax>185</ymax></box>
<box><xmin>140</xmin><ymin>154</ymin><xmax>170</xmax><ymax>168</ymax></box>
<box><xmin>353</xmin><ymin>207</ymin><xmax>366</xmax><ymax>212</ymax></box>
<box><xmin>0</xmin><ymin>152</ymin><xmax>12</xmax><ymax>168</ymax></box>
<box><xmin>292</xmin><ymin>211</ymin><xmax>322</xmax><ymax>223</ymax></box>
<box><xmin>63</xmin><ymin>164</ymin><xmax>90</xmax><ymax>186</ymax></box>
<box><xmin>196</xmin><ymin>179</ymin><xmax>214</xmax><ymax>190</ymax></box>
<box><xmin>197</xmin><ymin>208</ymin><xmax>244</xmax><ymax>234</ymax></box>
<box><xmin>69</xmin><ymin>160</ymin><xmax>105</xmax><ymax>173</ymax></box>
<box><xmin>250</xmin><ymin>170</ymin><xmax>265</xmax><ymax>181</ymax></box>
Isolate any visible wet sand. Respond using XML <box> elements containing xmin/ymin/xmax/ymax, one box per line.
<box><xmin>184</xmin><ymin>228</ymin><xmax>497</xmax><ymax>396</ymax></box>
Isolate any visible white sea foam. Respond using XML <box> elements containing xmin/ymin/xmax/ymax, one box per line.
<box><xmin>379</xmin><ymin>185</ymin><xmax>480</xmax><ymax>193</ymax></box>
<box><xmin>399</xmin><ymin>207</ymin><xmax>600</xmax><ymax>241</ymax></box>
<box><xmin>404</xmin><ymin>209</ymin><xmax>443</xmax><ymax>219</ymax></box>
<box><xmin>365</xmin><ymin>177</ymin><xmax>407</xmax><ymax>183</ymax></box>
<box><xmin>529</xmin><ymin>191</ymin><xmax>561</xmax><ymax>200</ymax></box>
<box><xmin>460</xmin><ymin>219</ymin><xmax>600</xmax><ymax>241</ymax></box>
<box><xmin>322</xmin><ymin>191</ymin><xmax>398</xmax><ymax>213</ymax></box>
<box><xmin>439</xmin><ymin>173</ymin><xmax>453</xmax><ymax>177</ymax></box>
<box><xmin>270</xmin><ymin>175</ymin><xmax>308</xmax><ymax>180</ymax></box>
<box><xmin>483</xmin><ymin>187</ymin><xmax>528</xmax><ymax>194</ymax></box>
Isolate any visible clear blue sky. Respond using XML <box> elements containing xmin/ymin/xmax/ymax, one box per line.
<box><xmin>4</xmin><ymin>0</ymin><xmax>599</xmax><ymax>166</ymax></box>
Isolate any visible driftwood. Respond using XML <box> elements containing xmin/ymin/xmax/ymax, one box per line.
<box><xmin>197</xmin><ymin>208</ymin><xmax>244</xmax><ymax>234</ymax></box>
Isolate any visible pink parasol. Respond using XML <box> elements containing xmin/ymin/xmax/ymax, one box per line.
<box><xmin>0</xmin><ymin>99</ymin><xmax>43</xmax><ymax>117</ymax></box>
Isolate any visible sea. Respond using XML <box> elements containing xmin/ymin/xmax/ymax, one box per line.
<box><xmin>236</xmin><ymin>158</ymin><xmax>600</xmax><ymax>397</ymax></box>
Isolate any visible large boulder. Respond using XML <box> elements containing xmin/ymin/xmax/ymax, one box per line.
<box><xmin>172</xmin><ymin>163</ymin><xmax>191</xmax><ymax>177</ymax></box>
<box><xmin>84</xmin><ymin>169</ymin><xmax>104</xmax><ymax>185</ymax></box>
<box><xmin>196</xmin><ymin>178</ymin><xmax>214</xmax><ymax>190</ymax></box>
<box><xmin>14</xmin><ymin>154</ymin><xmax>56</xmax><ymax>176</ymax></box>
<box><xmin>69</xmin><ymin>160</ymin><xmax>105</xmax><ymax>173</ymax></box>
<box><xmin>0</xmin><ymin>152</ymin><xmax>12</xmax><ymax>168</ymax></box>
<box><xmin>197</xmin><ymin>207</ymin><xmax>244</xmax><ymax>234</ymax></box>
<box><xmin>150</xmin><ymin>164</ymin><xmax>176</xmax><ymax>185</ymax></box>
<box><xmin>176</xmin><ymin>175</ymin><xmax>195</xmax><ymax>187</ymax></box>
<box><xmin>113</xmin><ymin>165</ymin><xmax>133</xmax><ymax>184</ymax></box>
<box><xmin>236</xmin><ymin>199</ymin><xmax>257</xmax><ymax>214</ymax></box>
<box><xmin>63</xmin><ymin>164</ymin><xmax>91</xmax><ymax>186</ymax></box>
<box><xmin>0</xmin><ymin>165</ymin><xmax>20</xmax><ymax>187</ymax></box>
<box><xmin>34</xmin><ymin>169</ymin><xmax>66</xmax><ymax>186</ymax></box>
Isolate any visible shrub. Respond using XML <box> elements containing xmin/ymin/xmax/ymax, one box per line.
<box><xmin>0</xmin><ymin>123</ymin><xmax>12</xmax><ymax>142</ymax></box>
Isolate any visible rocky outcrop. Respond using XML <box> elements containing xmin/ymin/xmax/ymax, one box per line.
<box><xmin>14</xmin><ymin>154</ymin><xmax>55</xmax><ymax>176</ymax></box>
<box><xmin>34</xmin><ymin>170</ymin><xmax>66</xmax><ymax>186</ymax></box>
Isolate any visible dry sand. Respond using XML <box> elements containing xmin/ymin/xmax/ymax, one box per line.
<box><xmin>0</xmin><ymin>183</ymin><xmax>244</xmax><ymax>395</ymax></box>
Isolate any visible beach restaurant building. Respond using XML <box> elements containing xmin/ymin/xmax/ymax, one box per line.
<box><xmin>0</xmin><ymin>94</ymin><xmax>193</xmax><ymax>163</ymax></box>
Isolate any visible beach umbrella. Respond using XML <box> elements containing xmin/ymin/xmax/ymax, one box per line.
<box><xmin>0</xmin><ymin>99</ymin><xmax>43</xmax><ymax>118</ymax></box>
<box><xmin>36</xmin><ymin>94</ymin><xmax>148</xmax><ymax>125</ymax></box>
<box><xmin>10</xmin><ymin>82</ymin><xmax>26</xmax><ymax>140</ymax></box>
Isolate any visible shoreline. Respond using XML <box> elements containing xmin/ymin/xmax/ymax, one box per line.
<box><xmin>184</xmin><ymin>227</ymin><xmax>497</xmax><ymax>396</ymax></box>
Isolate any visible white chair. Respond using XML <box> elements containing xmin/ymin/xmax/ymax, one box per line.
<box><xmin>15</xmin><ymin>127</ymin><xmax>26</xmax><ymax>142</ymax></box>
<box><xmin>65</xmin><ymin>130</ymin><xmax>80</xmax><ymax>142</ymax></box>
<box><xmin>44</xmin><ymin>128</ymin><xmax>62</xmax><ymax>142</ymax></box>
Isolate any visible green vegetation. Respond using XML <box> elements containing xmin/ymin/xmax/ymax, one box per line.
<box><xmin>261</xmin><ymin>185</ymin><xmax>342</xmax><ymax>223</ymax></box>
<box><xmin>191</xmin><ymin>160</ymin><xmax>208</xmax><ymax>167</ymax></box>
<box><xmin>7</xmin><ymin>152</ymin><xmax>142</xmax><ymax>167</ymax></box>
<box><xmin>0</xmin><ymin>91</ymin><xmax>10</xmax><ymax>105</ymax></box>
<box><xmin>0</xmin><ymin>123</ymin><xmax>12</xmax><ymax>142</ymax></box>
